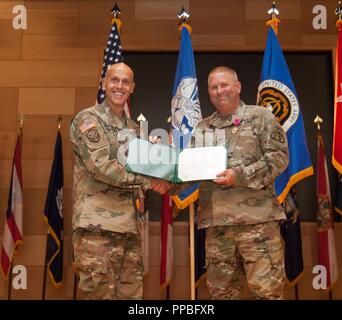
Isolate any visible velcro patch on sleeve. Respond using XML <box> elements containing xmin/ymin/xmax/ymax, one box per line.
<box><xmin>79</xmin><ymin>119</ymin><xmax>97</xmax><ymax>133</ymax></box>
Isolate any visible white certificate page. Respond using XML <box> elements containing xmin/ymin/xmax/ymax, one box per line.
<box><xmin>177</xmin><ymin>146</ymin><xmax>227</xmax><ymax>182</ymax></box>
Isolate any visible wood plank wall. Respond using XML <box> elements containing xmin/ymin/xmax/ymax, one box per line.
<box><xmin>0</xmin><ymin>0</ymin><xmax>341</xmax><ymax>299</ymax></box>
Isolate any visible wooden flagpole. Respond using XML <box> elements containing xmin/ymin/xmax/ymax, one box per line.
<box><xmin>189</xmin><ymin>203</ymin><xmax>196</xmax><ymax>300</ymax></box>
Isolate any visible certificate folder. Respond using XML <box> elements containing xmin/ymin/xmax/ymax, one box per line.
<box><xmin>125</xmin><ymin>138</ymin><xmax>227</xmax><ymax>183</ymax></box>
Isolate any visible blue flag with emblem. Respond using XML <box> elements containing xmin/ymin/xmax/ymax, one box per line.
<box><xmin>43</xmin><ymin>131</ymin><xmax>64</xmax><ymax>287</ymax></box>
<box><xmin>257</xmin><ymin>27</ymin><xmax>313</xmax><ymax>204</ymax></box>
<box><xmin>171</xmin><ymin>24</ymin><xmax>202</xmax><ymax>208</ymax></box>
<box><xmin>170</xmin><ymin>24</ymin><xmax>205</xmax><ymax>287</ymax></box>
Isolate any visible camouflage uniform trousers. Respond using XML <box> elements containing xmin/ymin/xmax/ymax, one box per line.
<box><xmin>206</xmin><ymin>221</ymin><xmax>285</xmax><ymax>300</ymax></box>
<box><xmin>73</xmin><ymin>228</ymin><xmax>143</xmax><ymax>300</ymax></box>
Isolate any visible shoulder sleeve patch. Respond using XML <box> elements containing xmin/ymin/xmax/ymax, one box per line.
<box><xmin>270</xmin><ymin>127</ymin><xmax>286</xmax><ymax>144</ymax></box>
<box><xmin>85</xmin><ymin>128</ymin><xmax>101</xmax><ymax>143</ymax></box>
<box><xmin>79</xmin><ymin>119</ymin><xmax>97</xmax><ymax>133</ymax></box>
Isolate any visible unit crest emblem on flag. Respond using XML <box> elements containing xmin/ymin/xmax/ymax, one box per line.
<box><xmin>171</xmin><ymin>77</ymin><xmax>201</xmax><ymax>135</ymax></box>
<box><xmin>257</xmin><ymin>79</ymin><xmax>299</xmax><ymax>133</ymax></box>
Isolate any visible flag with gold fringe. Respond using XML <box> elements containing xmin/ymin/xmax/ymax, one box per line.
<box><xmin>333</xmin><ymin>19</ymin><xmax>342</xmax><ymax>174</ymax></box>
<box><xmin>257</xmin><ymin>26</ymin><xmax>313</xmax><ymax>203</ymax></box>
<box><xmin>316</xmin><ymin>131</ymin><xmax>338</xmax><ymax>290</ymax></box>
<box><xmin>43</xmin><ymin>131</ymin><xmax>64</xmax><ymax>287</ymax></box>
<box><xmin>169</xmin><ymin>19</ymin><xmax>205</xmax><ymax>288</ymax></box>
<box><xmin>258</xmin><ymin>15</ymin><xmax>313</xmax><ymax>285</ymax></box>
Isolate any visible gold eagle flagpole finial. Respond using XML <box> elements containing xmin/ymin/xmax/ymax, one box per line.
<box><xmin>266</xmin><ymin>1</ymin><xmax>281</xmax><ymax>35</ymax></box>
<box><xmin>111</xmin><ymin>3</ymin><xmax>122</xmax><ymax>33</ymax></box>
<box><xmin>178</xmin><ymin>6</ymin><xmax>192</xmax><ymax>33</ymax></box>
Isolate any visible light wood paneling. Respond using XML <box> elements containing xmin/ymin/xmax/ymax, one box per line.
<box><xmin>0</xmin><ymin>20</ymin><xmax>22</xmax><ymax>60</ymax></box>
<box><xmin>0</xmin><ymin>88</ymin><xmax>19</xmax><ymax>131</ymax></box>
<box><xmin>22</xmin><ymin>159</ymin><xmax>73</xmax><ymax>188</ymax></box>
<box><xmin>79</xmin><ymin>0</ymin><xmax>135</xmax><ymax>47</ymax></box>
<box><xmin>136</xmin><ymin>0</ymin><xmax>189</xmax><ymax>20</ymax></box>
<box><xmin>0</xmin><ymin>160</ymin><xmax>12</xmax><ymax>188</ymax></box>
<box><xmin>0</xmin><ymin>1</ymin><xmax>24</xmax><ymax>19</ymax></box>
<box><xmin>0</xmin><ymin>62</ymin><xmax>99</xmax><ymax>88</ymax></box>
<box><xmin>0</xmin><ymin>131</ymin><xmax>16</xmax><ymax>159</ymax></box>
<box><xmin>191</xmin><ymin>0</ymin><xmax>246</xmax><ymax>36</ymax></box>
<box><xmin>24</xmin><ymin>1</ymin><xmax>79</xmax><ymax>35</ymax></box>
<box><xmin>192</xmin><ymin>34</ymin><xmax>247</xmax><ymax>50</ymax></box>
<box><xmin>75</xmin><ymin>87</ymin><xmax>99</xmax><ymax>113</ymax></box>
<box><xmin>22</xmin><ymin>35</ymin><xmax>106</xmax><ymax>61</ymax></box>
<box><xmin>303</xmin><ymin>35</ymin><xmax>337</xmax><ymax>48</ymax></box>
<box><xmin>22</xmin><ymin>188</ymin><xmax>73</xmax><ymax>236</ymax></box>
<box><xmin>18</xmin><ymin>88</ymin><xmax>75</xmax><ymax>115</ymax></box>
<box><xmin>134</xmin><ymin>19</ymin><xmax>179</xmax><ymax>49</ymax></box>
<box><xmin>22</xmin><ymin>115</ymin><xmax>74</xmax><ymax>160</ymax></box>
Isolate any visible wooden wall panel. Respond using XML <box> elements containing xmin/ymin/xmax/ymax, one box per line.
<box><xmin>79</xmin><ymin>0</ymin><xmax>135</xmax><ymax>47</ymax></box>
<box><xmin>22</xmin><ymin>115</ymin><xmax>74</xmax><ymax>160</ymax></box>
<box><xmin>0</xmin><ymin>88</ymin><xmax>19</xmax><ymax>131</ymax></box>
<box><xmin>0</xmin><ymin>21</ymin><xmax>22</xmax><ymax>60</ymax></box>
<box><xmin>0</xmin><ymin>1</ymin><xmax>24</xmax><ymax>19</ymax></box>
<box><xmin>24</xmin><ymin>1</ymin><xmax>79</xmax><ymax>35</ymax></box>
<box><xmin>75</xmin><ymin>87</ymin><xmax>99</xmax><ymax>113</ymax></box>
<box><xmin>22</xmin><ymin>188</ymin><xmax>73</xmax><ymax>236</ymax></box>
<box><xmin>0</xmin><ymin>131</ymin><xmax>16</xmax><ymax>159</ymax></box>
<box><xmin>0</xmin><ymin>160</ymin><xmax>12</xmax><ymax>188</ymax></box>
<box><xmin>22</xmin><ymin>159</ymin><xmax>73</xmax><ymax>188</ymax></box>
<box><xmin>22</xmin><ymin>35</ymin><xmax>105</xmax><ymax>61</ymax></box>
<box><xmin>18</xmin><ymin>88</ymin><xmax>75</xmax><ymax>115</ymax></box>
<box><xmin>0</xmin><ymin>62</ymin><xmax>99</xmax><ymax>87</ymax></box>
<box><xmin>134</xmin><ymin>19</ymin><xmax>179</xmax><ymax>49</ymax></box>
<box><xmin>136</xmin><ymin>0</ymin><xmax>189</xmax><ymax>20</ymax></box>
<box><xmin>191</xmin><ymin>0</ymin><xmax>246</xmax><ymax>36</ymax></box>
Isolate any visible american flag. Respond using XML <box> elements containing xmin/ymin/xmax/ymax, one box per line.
<box><xmin>96</xmin><ymin>19</ymin><xmax>123</xmax><ymax>104</ymax></box>
<box><xmin>1</xmin><ymin>132</ymin><xmax>23</xmax><ymax>279</ymax></box>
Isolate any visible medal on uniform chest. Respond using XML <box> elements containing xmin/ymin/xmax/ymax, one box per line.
<box><xmin>231</xmin><ymin>118</ymin><xmax>241</xmax><ymax>134</ymax></box>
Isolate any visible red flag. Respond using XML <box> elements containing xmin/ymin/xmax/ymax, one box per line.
<box><xmin>333</xmin><ymin>22</ymin><xmax>342</xmax><ymax>173</ymax></box>
<box><xmin>160</xmin><ymin>194</ymin><xmax>173</xmax><ymax>288</ymax></box>
<box><xmin>1</xmin><ymin>132</ymin><xmax>23</xmax><ymax>279</ymax></box>
<box><xmin>317</xmin><ymin>133</ymin><xmax>339</xmax><ymax>290</ymax></box>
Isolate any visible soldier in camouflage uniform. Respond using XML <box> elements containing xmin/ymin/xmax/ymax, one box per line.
<box><xmin>193</xmin><ymin>66</ymin><xmax>289</xmax><ymax>299</ymax></box>
<box><xmin>70</xmin><ymin>63</ymin><xmax>169</xmax><ymax>300</ymax></box>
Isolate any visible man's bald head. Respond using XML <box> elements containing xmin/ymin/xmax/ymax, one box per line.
<box><xmin>105</xmin><ymin>62</ymin><xmax>134</xmax><ymax>82</ymax></box>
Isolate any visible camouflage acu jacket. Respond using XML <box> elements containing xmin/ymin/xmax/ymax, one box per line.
<box><xmin>192</xmin><ymin>101</ymin><xmax>289</xmax><ymax>228</ymax></box>
<box><xmin>70</xmin><ymin>100</ymin><xmax>149</xmax><ymax>234</ymax></box>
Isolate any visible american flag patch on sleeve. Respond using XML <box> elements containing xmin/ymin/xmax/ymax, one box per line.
<box><xmin>79</xmin><ymin>119</ymin><xmax>97</xmax><ymax>133</ymax></box>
